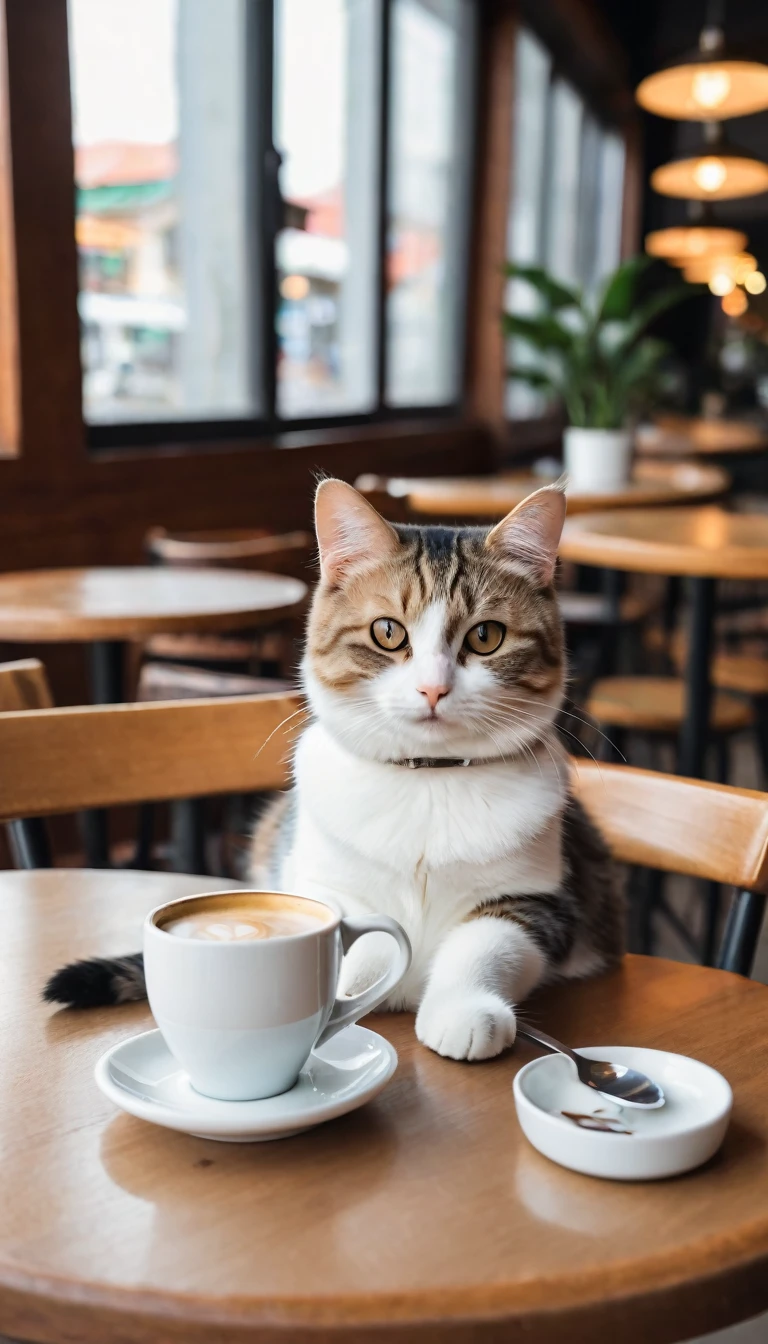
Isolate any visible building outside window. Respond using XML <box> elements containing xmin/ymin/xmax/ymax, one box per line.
<box><xmin>68</xmin><ymin>0</ymin><xmax>476</xmax><ymax>441</ymax></box>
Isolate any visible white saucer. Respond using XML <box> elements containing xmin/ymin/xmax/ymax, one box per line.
<box><xmin>95</xmin><ymin>1024</ymin><xmax>398</xmax><ymax>1142</ymax></box>
<box><xmin>513</xmin><ymin>1046</ymin><xmax>732</xmax><ymax>1181</ymax></box>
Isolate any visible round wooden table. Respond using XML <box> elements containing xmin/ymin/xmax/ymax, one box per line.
<box><xmin>637</xmin><ymin>415</ymin><xmax>768</xmax><ymax>459</ymax></box>
<box><xmin>560</xmin><ymin>507</ymin><xmax>768</xmax><ymax>778</ymax></box>
<box><xmin>0</xmin><ymin>568</ymin><xmax>307</xmax><ymax>866</ymax></box>
<box><xmin>0</xmin><ymin>567</ymin><xmax>307</xmax><ymax>646</ymax></box>
<box><xmin>5</xmin><ymin>869</ymin><xmax>768</xmax><ymax>1344</ymax></box>
<box><xmin>381</xmin><ymin>461</ymin><xmax>730</xmax><ymax>520</ymax></box>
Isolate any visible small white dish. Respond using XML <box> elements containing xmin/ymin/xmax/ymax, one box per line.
<box><xmin>95</xmin><ymin>1023</ymin><xmax>397</xmax><ymax>1142</ymax></box>
<box><xmin>513</xmin><ymin>1046</ymin><xmax>732</xmax><ymax>1181</ymax></box>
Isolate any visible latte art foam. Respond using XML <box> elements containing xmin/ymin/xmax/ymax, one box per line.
<box><xmin>162</xmin><ymin>901</ymin><xmax>330</xmax><ymax>942</ymax></box>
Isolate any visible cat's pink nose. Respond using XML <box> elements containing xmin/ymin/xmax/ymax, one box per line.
<box><xmin>417</xmin><ymin>684</ymin><xmax>450</xmax><ymax>712</ymax></box>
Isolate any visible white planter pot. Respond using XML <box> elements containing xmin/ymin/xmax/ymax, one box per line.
<box><xmin>563</xmin><ymin>427</ymin><xmax>633</xmax><ymax>493</ymax></box>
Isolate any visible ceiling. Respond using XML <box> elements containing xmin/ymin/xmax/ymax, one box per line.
<box><xmin>594</xmin><ymin>0</ymin><xmax>768</xmax><ymax>255</ymax></box>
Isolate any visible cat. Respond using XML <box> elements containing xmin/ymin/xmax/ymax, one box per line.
<box><xmin>45</xmin><ymin>479</ymin><xmax>623</xmax><ymax>1060</ymax></box>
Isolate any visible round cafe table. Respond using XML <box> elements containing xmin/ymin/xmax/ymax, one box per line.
<box><xmin>376</xmin><ymin>460</ymin><xmax>730</xmax><ymax>520</ymax></box>
<box><xmin>0</xmin><ymin>567</ymin><xmax>307</xmax><ymax>866</ymax></box>
<box><xmin>560</xmin><ymin>507</ymin><xmax>768</xmax><ymax>779</ymax></box>
<box><xmin>636</xmin><ymin>415</ymin><xmax>768</xmax><ymax>459</ymax></box>
<box><xmin>4</xmin><ymin>868</ymin><xmax>768</xmax><ymax>1344</ymax></box>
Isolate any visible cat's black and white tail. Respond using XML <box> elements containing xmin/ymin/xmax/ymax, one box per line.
<box><xmin>43</xmin><ymin>953</ymin><xmax>146</xmax><ymax>1008</ymax></box>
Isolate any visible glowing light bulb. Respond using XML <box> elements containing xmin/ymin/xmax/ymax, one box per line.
<box><xmin>692</xmin><ymin>68</ymin><xmax>732</xmax><ymax>109</ymax></box>
<box><xmin>734</xmin><ymin>253</ymin><xmax>758</xmax><ymax>283</ymax></box>
<box><xmin>745</xmin><ymin>271</ymin><xmax>767</xmax><ymax>295</ymax></box>
<box><xmin>721</xmin><ymin>289</ymin><xmax>748</xmax><ymax>317</ymax></box>
<box><xmin>709</xmin><ymin>271</ymin><xmax>735</xmax><ymax>296</ymax></box>
<box><xmin>693</xmin><ymin>157</ymin><xmax>728</xmax><ymax>192</ymax></box>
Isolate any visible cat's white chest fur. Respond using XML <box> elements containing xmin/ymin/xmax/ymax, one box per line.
<box><xmin>281</xmin><ymin>723</ymin><xmax>567</xmax><ymax>1007</ymax></box>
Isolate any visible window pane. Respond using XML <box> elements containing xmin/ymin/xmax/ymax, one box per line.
<box><xmin>274</xmin><ymin>0</ymin><xmax>380</xmax><ymax>419</ymax></box>
<box><xmin>595</xmin><ymin>130</ymin><xmax>625</xmax><ymax>282</ymax></box>
<box><xmin>70</xmin><ymin>0</ymin><xmax>258</xmax><ymax>425</ymax></box>
<box><xmin>386</xmin><ymin>0</ymin><xmax>475</xmax><ymax>408</ymax></box>
<box><xmin>543</xmin><ymin>78</ymin><xmax>584</xmax><ymax>289</ymax></box>
<box><xmin>505</xmin><ymin>27</ymin><xmax>552</xmax><ymax>420</ymax></box>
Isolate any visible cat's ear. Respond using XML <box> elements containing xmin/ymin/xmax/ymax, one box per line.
<box><xmin>315</xmin><ymin>479</ymin><xmax>399</xmax><ymax>583</ymax></box>
<box><xmin>485</xmin><ymin>483</ymin><xmax>566</xmax><ymax>585</ymax></box>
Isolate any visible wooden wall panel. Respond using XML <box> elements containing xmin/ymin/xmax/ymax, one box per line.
<box><xmin>465</xmin><ymin>1</ymin><xmax>517</xmax><ymax>435</ymax></box>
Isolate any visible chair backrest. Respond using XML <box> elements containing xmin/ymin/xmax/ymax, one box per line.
<box><xmin>0</xmin><ymin>658</ymin><xmax>53</xmax><ymax>711</ymax></box>
<box><xmin>145</xmin><ymin>527</ymin><xmax>314</xmax><ymax>578</ymax></box>
<box><xmin>0</xmin><ymin>692</ymin><xmax>302</xmax><ymax>819</ymax></box>
<box><xmin>1</xmin><ymin>699</ymin><xmax>766</xmax><ymax>890</ymax></box>
<box><xmin>572</xmin><ymin>759</ymin><xmax>768</xmax><ymax>894</ymax></box>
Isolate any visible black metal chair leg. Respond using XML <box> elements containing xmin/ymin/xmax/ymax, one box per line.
<box><xmin>83</xmin><ymin>639</ymin><xmax>126</xmax><ymax>867</ymax></box>
<box><xmin>133</xmin><ymin>803</ymin><xmax>155</xmax><ymax>870</ymax></box>
<box><xmin>718</xmin><ymin>889</ymin><xmax>767</xmax><ymax>976</ymax></box>
<box><xmin>678</xmin><ymin>576</ymin><xmax>716</xmax><ymax>780</ymax></box>
<box><xmin>641</xmin><ymin>869</ymin><xmax>663</xmax><ymax>956</ymax></box>
<box><xmin>171</xmin><ymin>799</ymin><xmax>208</xmax><ymax>875</ymax></box>
<box><xmin>6</xmin><ymin>818</ymin><xmax>52</xmax><ymax>869</ymax></box>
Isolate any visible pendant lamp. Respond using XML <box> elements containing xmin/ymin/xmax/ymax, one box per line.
<box><xmin>637</xmin><ymin>23</ymin><xmax>768</xmax><ymax>121</ymax></box>
<box><xmin>645</xmin><ymin>225</ymin><xmax>747</xmax><ymax>262</ymax></box>
<box><xmin>651</xmin><ymin>124</ymin><xmax>768</xmax><ymax>202</ymax></box>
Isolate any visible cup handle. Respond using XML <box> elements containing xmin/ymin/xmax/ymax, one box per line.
<box><xmin>314</xmin><ymin>914</ymin><xmax>412</xmax><ymax>1048</ymax></box>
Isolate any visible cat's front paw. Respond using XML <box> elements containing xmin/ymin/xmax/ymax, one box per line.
<box><xmin>415</xmin><ymin>990</ymin><xmax>517</xmax><ymax>1061</ymax></box>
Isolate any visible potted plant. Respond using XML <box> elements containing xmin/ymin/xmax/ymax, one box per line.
<box><xmin>503</xmin><ymin>256</ymin><xmax>694</xmax><ymax>491</ymax></box>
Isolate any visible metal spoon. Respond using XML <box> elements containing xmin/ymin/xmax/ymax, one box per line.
<box><xmin>517</xmin><ymin>1026</ymin><xmax>665</xmax><ymax>1109</ymax></box>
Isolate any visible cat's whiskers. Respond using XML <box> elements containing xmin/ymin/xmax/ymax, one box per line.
<box><xmin>506</xmin><ymin>693</ymin><xmax>627</xmax><ymax>763</ymax></box>
<box><xmin>469</xmin><ymin>706</ymin><xmax>559</xmax><ymax>783</ymax></box>
<box><xmin>497</xmin><ymin>702</ymin><xmax>610</xmax><ymax>785</ymax></box>
<box><xmin>252</xmin><ymin>704</ymin><xmax>312</xmax><ymax>762</ymax></box>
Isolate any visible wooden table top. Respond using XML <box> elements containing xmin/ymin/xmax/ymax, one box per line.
<box><xmin>0</xmin><ymin>567</ymin><xmax>307</xmax><ymax>641</ymax></box>
<box><xmin>5</xmin><ymin>868</ymin><xmax>768</xmax><ymax>1344</ymax></box>
<box><xmin>560</xmin><ymin>506</ymin><xmax>768</xmax><ymax>579</ymax></box>
<box><xmin>386</xmin><ymin>461</ymin><xmax>730</xmax><ymax>519</ymax></box>
<box><xmin>637</xmin><ymin>415</ymin><xmax>768</xmax><ymax>459</ymax></box>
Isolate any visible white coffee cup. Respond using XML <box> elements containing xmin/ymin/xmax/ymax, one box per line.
<box><xmin>144</xmin><ymin>890</ymin><xmax>411</xmax><ymax>1101</ymax></box>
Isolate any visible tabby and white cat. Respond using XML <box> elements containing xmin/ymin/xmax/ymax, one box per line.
<box><xmin>45</xmin><ymin>479</ymin><xmax>622</xmax><ymax>1060</ymax></box>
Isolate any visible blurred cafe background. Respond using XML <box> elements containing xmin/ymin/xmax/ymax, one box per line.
<box><xmin>3</xmin><ymin>0</ymin><xmax>768</xmax><ymax>971</ymax></box>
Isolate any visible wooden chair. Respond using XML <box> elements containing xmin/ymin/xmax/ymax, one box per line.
<box><xmin>0</xmin><ymin>691</ymin><xmax>301</xmax><ymax>877</ymax></box>
<box><xmin>573</xmin><ymin>759</ymin><xmax>768</xmax><ymax>976</ymax></box>
<box><xmin>586</xmin><ymin>675</ymin><xmax>754</xmax><ymax>767</ymax></box>
<box><xmin>144</xmin><ymin>526</ymin><xmax>313</xmax><ymax>577</ymax></box>
<box><xmin>140</xmin><ymin>526</ymin><xmax>313</xmax><ymax>687</ymax></box>
<box><xmin>0</xmin><ymin>694</ymin><xmax>764</xmax><ymax>974</ymax></box>
<box><xmin>0</xmin><ymin>659</ymin><xmax>54</xmax><ymax>868</ymax></box>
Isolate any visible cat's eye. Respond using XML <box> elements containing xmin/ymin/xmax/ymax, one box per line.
<box><xmin>371</xmin><ymin>617</ymin><xmax>408</xmax><ymax>651</ymax></box>
<box><xmin>465</xmin><ymin>621</ymin><xmax>505</xmax><ymax>655</ymax></box>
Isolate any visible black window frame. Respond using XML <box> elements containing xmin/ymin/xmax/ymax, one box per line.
<box><xmin>74</xmin><ymin>0</ymin><xmax>479</xmax><ymax>452</ymax></box>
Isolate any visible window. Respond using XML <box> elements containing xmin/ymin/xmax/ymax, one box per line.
<box><xmin>70</xmin><ymin>0</ymin><xmax>258</xmax><ymax>426</ymax></box>
<box><xmin>274</xmin><ymin>0</ymin><xmax>380</xmax><ymax>418</ymax></box>
<box><xmin>386</xmin><ymin>0</ymin><xmax>474</xmax><ymax>407</ymax></box>
<box><xmin>68</xmin><ymin>0</ymin><xmax>477</xmax><ymax>442</ymax></box>
<box><xmin>504</xmin><ymin>26</ymin><xmax>626</xmax><ymax>419</ymax></box>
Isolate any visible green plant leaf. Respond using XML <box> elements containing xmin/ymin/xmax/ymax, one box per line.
<box><xmin>502</xmin><ymin>312</ymin><xmax>574</xmax><ymax>352</ymax></box>
<box><xmin>505</xmin><ymin>366</ymin><xmax>561</xmax><ymax>395</ymax></box>
<box><xmin>596</xmin><ymin>255</ymin><xmax>652</xmax><ymax>323</ymax></box>
<box><xmin>503</xmin><ymin>262</ymin><xmax>581</xmax><ymax>310</ymax></box>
